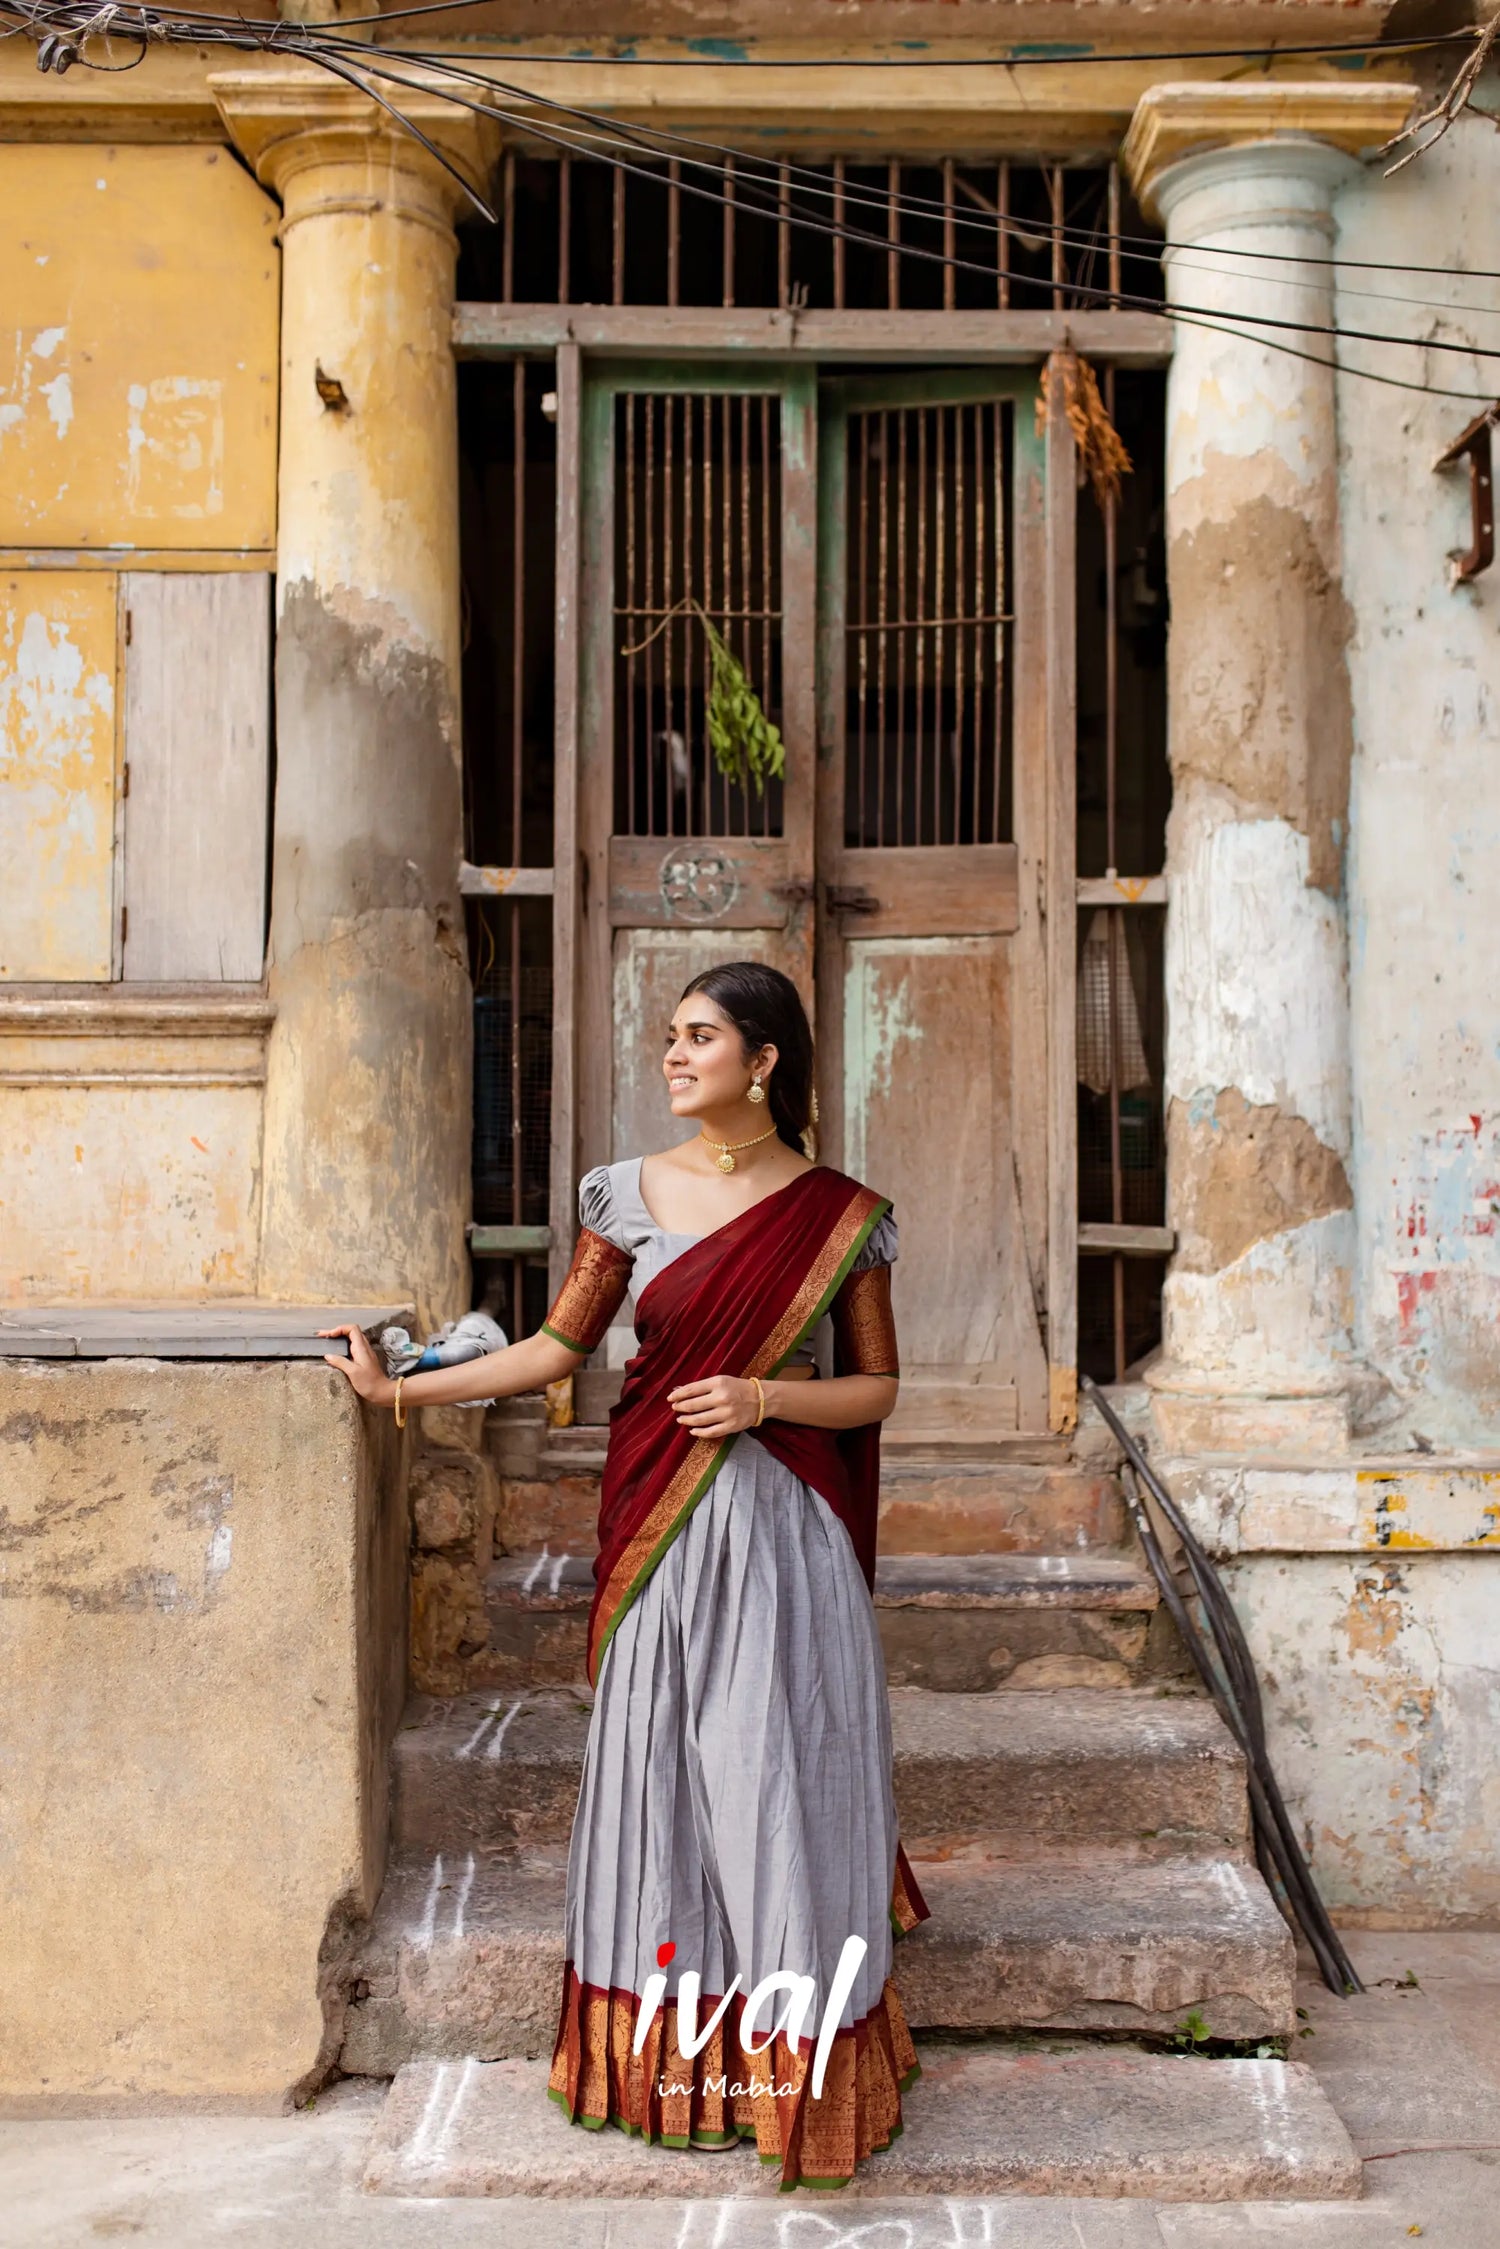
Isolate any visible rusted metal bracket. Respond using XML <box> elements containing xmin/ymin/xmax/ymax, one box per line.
<box><xmin>1433</xmin><ymin>404</ymin><xmax>1498</xmax><ymax>585</ymax></box>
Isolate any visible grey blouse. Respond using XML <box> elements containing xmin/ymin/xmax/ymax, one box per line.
<box><xmin>579</xmin><ymin>1156</ymin><xmax>898</xmax><ymax>1367</ymax></box>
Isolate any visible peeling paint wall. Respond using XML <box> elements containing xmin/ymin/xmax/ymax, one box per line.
<box><xmin>1155</xmin><ymin>143</ymin><xmax>1358</xmax><ymax>1403</ymax></box>
<box><xmin>0</xmin><ymin>573</ymin><xmax>118</xmax><ymax>981</ymax></box>
<box><xmin>1226</xmin><ymin>1553</ymin><xmax>1500</xmax><ymax>1925</ymax></box>
<box><xmin>0</xmin><ymin>144</ymin><xmax>279</xmax><ymax>1305</ymax></box>
<box><xmin>0</xmin><ymin>145</ymin><xmax>277</xmax><ymax>550</ymax></box>
<box><xmin>0</xmin><ymin>1031</ymin><xmax>266</xmax><ymax>1299</ymax></box>
<box><xmin>0</xmin><ymin>1359</ymin><xmax>407</xmax><ymax>2097</ymax></box>
<box><xmin>1338</xmin><ymin>116</ymin><xmax>1500</xmax><ymax>1434</ymax></box>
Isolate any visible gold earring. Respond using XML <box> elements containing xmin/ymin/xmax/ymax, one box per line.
<box><xmin>810</xmin><ymin>1089</ymin><xmax>821</xmax><ymax>1124</ymax></box>
<box><xmin>748</xmin><ymin>1078</ymin><xmax>766</xmax><ymax>1105</ymax></box>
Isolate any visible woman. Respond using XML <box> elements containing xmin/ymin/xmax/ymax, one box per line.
<box><xmin>326</xmin><ymin>960</ymin><xmax>926</xmax><ymax>2190</ymax></box>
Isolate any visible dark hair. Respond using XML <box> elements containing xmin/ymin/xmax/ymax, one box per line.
<box><xmin>679</xmin><ymin>961</ymin><xmax>814</xmax><ymax>1154</ymax></box>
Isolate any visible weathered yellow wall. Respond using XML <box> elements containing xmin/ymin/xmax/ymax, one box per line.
<box><xmin>0</xmin><ymin>571</ymin><xmax>118</xmax><ymax>981</ymax></box>
<box><xmin>0</xmin><ymin>143</ymin><xmax>281</xmax><ymax>1300</ymax></box>
<box><xmin>0</xmin><ymin>1009</ymin><xmax>268</xmax><ymax>1298</ymax></box>
<box><xmin>0</xmin><ymin>1359</ymin><xmax>408</xmax><ymax>2102</ymax></box>
<box><xmin>0</xmin><ymin>144</ymin><xmax>278</xmax><ymax>551</ymax></box>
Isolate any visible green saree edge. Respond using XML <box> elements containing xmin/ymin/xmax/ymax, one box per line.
<box><xmin>540</xmin><ymin>1317</ymin><xmax>590</xmax><ymax>1352</ymax></box>
<box><xmin>591</xmin><ymin>1435</ymin><xmax>733</xmax><ymax>1680</ymax></box>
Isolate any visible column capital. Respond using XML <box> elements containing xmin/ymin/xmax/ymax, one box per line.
<box><xmin>1123</xmin><ymin>79</ymin><xmax>1417</xmax><ymax>226</ymax></box>
<box><xmin>210</xmin><ymin>62</ymin><xmax>499</xmax><ymax>232</ymax></box>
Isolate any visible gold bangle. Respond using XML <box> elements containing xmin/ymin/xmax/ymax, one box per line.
<box><xmin>751</xmin><ymin>1376</ymin><xmax>766</xmax><ymax>1428</ymax></box>
<box><xmin>393</xmin><ymin>1374</ymin><xmax>407</xmax><ymax>1430</ymax></box>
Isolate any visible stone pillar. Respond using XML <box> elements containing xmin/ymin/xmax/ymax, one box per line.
<box><xmin>212</xmin><ymin>70</ymin><xmax>498</xmax><ymax>1329</ymax></box>
<box><xmin>1123</xmin><ymin>82</ymin><xmax>1414</xmax><ymax>1451</ymax></box>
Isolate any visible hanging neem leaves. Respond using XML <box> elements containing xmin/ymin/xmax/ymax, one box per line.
<box><xmin>699</xmin><ymin>609</ymin><xmax>785</xmax><ymax>797</ymax></box>
<box><xmin>621</xmin><ymin>599</ymin><xmax>785</xmax><ymax>798</ymax></box>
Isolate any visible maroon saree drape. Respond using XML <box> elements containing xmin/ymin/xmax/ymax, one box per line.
<box><xmin>587</xmin><ymin>1166</ymin><xmax>887</xmax><ymax>1684</ymax></box>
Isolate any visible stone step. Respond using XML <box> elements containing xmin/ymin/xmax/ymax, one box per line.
<box><xmin>494</xmin><ymin>1456</ymin><xmax>1127</xmax><ymax>1558</ymax></box>
<box><xmin>391</xmin><ymin>1686</ymin><xmax>1246</xmax><ymax>1860</ymax></box>
<box><xmin>362</xmin><ymin>2042</ymin><xmax>1358</xmax><ymax>2201</ymax></box>
<box><xmin>339</xmin><ymin>1845</ymin><xmax>1293</xmax><ymax>2077</ymax></box>
<box><xmin>479</xmin><ymin>1549</ymin><xmax>1169</xmax><ymax>1691</ymax></box>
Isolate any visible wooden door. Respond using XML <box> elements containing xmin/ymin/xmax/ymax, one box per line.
<box><xmin>556</xmin><ymin>356</ymin><xmax>1076</xmax><ymax>1431</ymax></box>
<box><xmin>565</xmin><ymin>362</ymin><xmax>819</xmax><ymax>1406</ymax></box>
<box><xmin>816</xmin><ymin>369</ymin><xmax>1076</xmax><ymax>1435</ymax></box>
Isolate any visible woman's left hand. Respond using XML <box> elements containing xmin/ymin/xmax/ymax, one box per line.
<box><xmin>667</xmin><ymin>1374</ymin><xmax>762</xmax><ymax>1439</ymax></box>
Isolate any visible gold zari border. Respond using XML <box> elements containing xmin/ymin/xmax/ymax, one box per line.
<box><xmin>548</xmin><ymin>1963</ymin><xmax>919</xmax><ymax>2189</ymax></box>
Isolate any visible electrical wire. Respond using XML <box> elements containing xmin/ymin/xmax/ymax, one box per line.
<box><xmin>5</xmin><ymin>0</ymin><xmax>1497</xmax><ymax>401</ymax></box>
<box><xmin>139</xmin><ymin>0</ymin><xmax>1480</xmax><ymax>68</ymax></box>
<box><xmin>367</xmin><ymin>36</ymin><xmax>1500</xmax><ymax>302</ymax></box>
<box><xmin>280</xmin><ymin>23</ymin><xmax>1500</xmax><ymax>299</ymax></box>
<box><xmin>10</xmin><ymin>0</ymin><xmax>1500</xmax><ymax>284</ymax></box>
<box><xmin>317</xmin><ymin>39</ymin><xmax>1500</xmax><ymax>399</ymax></box>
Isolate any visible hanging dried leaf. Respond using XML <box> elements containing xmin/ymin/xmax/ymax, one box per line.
<box><xmin>1038</xmin><ymin>348</ymin><xmax>1133</xmax><ymax>513</ymax></box>
<box><xmin>620</xmin><ymin>599</ymin><xmax>785</xmax><ymax>798</ymax></box>
<box><xmin>700</xmin><ymin>610</ymin><xmax>785</xmax><ymax>796</ymax></box>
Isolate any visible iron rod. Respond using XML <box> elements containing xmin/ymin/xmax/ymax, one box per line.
<box><xmin>668</xmin><ymin>158</ymin><xmax>681</xmax><ymax>308</ymax></box>
<box><xmin>612</xmin><ymin>162</ymin><xmax>626</xmax><ymax>304</ymax></box>
<box><xmin>1080</xmin><ymin>1378</ymin><xmax>1366</xmax><ymax>1999</ymax></box>
<box><xmin>663</xmin><ymin>392</ymin><xmax>676</xmax><ymax>837</ymax></box>
<box><xmin>722</xmin><ymin>157</ymin><xmax>735</xmax><ymax>309</ymax></box>
<box><xmin>943</xmin><ymin>158</ymin><xmax>956</xmax><ymax>313</ymax></box>
<box><xmin>624</xmin><ymin>394</ymin><xmax>637</xmax><ymax>832</ymax></box>
<box><xmin>833</xmin><ymin>159</ymin><xmax>846</xmax><ymax>310</ymax></box>
<box><xmin>558</xmin><ymin>154</ymin><xmax>571</xmax><ymax>305</ymax></box>
<box><xmin>887</xmin><ymin>160</ymin><xmax>900</xmax><ymax>313</ymax></box>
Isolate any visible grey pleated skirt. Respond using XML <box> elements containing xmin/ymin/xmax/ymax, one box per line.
<box><xmin>563</xmin><ymin>1432</ymin><xmax>898</xmax><ymax>2037</ymax></box>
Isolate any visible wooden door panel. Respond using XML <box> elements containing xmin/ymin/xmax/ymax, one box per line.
<box><xmin>816</xmin><ymin>369</ymin><xmax>1067</xmax><ymax>1430</ymax></box>
<box><xmin>607</xmin><ymin>834</ymin><xmax>798</xmax><ymax>930</ymax></box>
<box><xmin>842</xmin><ymin>935</ymin><xmax>1027</xmax><ymax>1424</ymax></box>
<box><xmin>833</xmin><ymin>843</ymin><xmax>1019</xmax><ymax>938</ymax></box>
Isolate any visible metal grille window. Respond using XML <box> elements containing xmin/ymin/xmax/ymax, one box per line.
<box><xmin>1075</xmin><ymin>368</ymin><xmax>1172</xmax><ymax>1385</ymax></box>
<box><xmin>844</xmin><ymin>399</ymin><xmax>1011</xmax><ymax>849</ymax></box>
<box><xmin>614</xmin><ymin>391</ymin><xmax>784</xmax><ymax>840</ymax></box>
<box><xmin>463</xmin><ymin>156</ymin><xmax>1159</xmax><ymax>319</ymax></box>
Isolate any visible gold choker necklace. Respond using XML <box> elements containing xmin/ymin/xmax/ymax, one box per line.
<box><xmin>700</xmin><ymin>1124</ymin><xmax>778</xmax><ymax>1174</ymax></box>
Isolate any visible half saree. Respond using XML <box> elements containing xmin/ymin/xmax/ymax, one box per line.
<box><xmin>541</xmin><ymin>1158</ymin><xmax>928</xmax><ymax>2190</ymax></box>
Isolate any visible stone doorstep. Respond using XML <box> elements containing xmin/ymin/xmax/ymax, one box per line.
<box><xmin>337</xmin><ymin>1847</ymin><xmax>1295</xmax><ymax>2079</ymax></box>
<box><xmin>480</xmin><ymin>1551</ymin><xmax>1169</xmax><ymax>1692</ymax></box>
<box><xmin>391</xmin><ymin>1687</ymin><xmax>1248</xmax><ymax>1860</ymax></box>
<box><xmin>488</xmin><ymin>1551</ymin><xmax>1159</xmax><ymax>1612</ymax></box>
<box><xmin>494</xmin><ymin>1461</ymin><xmax>1130</xmax><ymax>1557</ymax></box>
<box><xmin>361</xmin><ymin>2046</ymin><xmax>1359</xmax><ymax>2201</ymax></box>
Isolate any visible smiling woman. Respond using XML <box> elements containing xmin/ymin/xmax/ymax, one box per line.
<box><xmin>324</xmin><ymin>958</ymin><xmax>923</xmax><ymax>2189</ymax></box>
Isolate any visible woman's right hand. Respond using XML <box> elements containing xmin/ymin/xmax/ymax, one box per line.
<box><xmin>319</xmin><ymin>1324</ymin><xmax>396</xmax><ymax>1406</ymax></box>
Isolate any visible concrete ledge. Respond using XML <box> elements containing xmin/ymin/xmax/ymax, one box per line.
<box><xmin>0</xmin><ymin>1302</ymin><xmax>410</xmax><ymax>1360</ymax></box>
<box><xmin>0</xmin><ymin>1358</ymin><xmax>408</xmax><ymax>2101</ymax></box>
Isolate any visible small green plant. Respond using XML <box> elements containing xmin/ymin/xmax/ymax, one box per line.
<box><xmin>701</xmin><ymin>611</ymin><xmax>785</xmax><ymax>797</ymax></box>
<box><xmin>1170</xmin><ymin>2008</ymin><xmax>1212</xmax><ymax>2054</ymax></box>
<box><xmin>621</xmin><ymin>599</ymin><xmax>785</xmax><ymax>798</ymax></box>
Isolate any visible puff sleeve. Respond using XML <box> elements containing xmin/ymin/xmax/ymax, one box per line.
<box><xmin>539</xmin><ymin>1167</ymin><xmax>633</xmax><ymax>1354</ymax></box>
<box><xmin>831</xmin><ymin>1211</ymin><xmax>900</xmax><ymax>1376</ymax></box>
